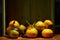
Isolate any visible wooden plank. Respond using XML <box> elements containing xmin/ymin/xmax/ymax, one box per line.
<box><xmin>0</xmin><ymin>34</ymin><xmax>60</xmax><ymax>40</ymax></box>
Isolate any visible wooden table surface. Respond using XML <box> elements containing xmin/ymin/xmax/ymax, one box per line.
<box><xmin>0</xmin><ymin>34</ymin><xmax>60</xmax><ymax>40</ymax></box>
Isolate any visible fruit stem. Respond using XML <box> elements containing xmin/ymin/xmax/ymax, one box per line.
<box><xmin>11</xmin><ymin>20</ymin><xmax>15</xmax><ymax>27</ymax></box>
<box><xmin>33</xmin><ymin>22</ymin><xmax>35</xmax><ymax>26</ymax></box>
<box><xmin>26</xmin><ymin>20</ymin><xmax>35</xmax><ymax>28</ymax></box>
<box><xmin>13</xmin><ymin>20</ymin><xmax>15</xmax><ymax>24</ymax></box>
<box><xmin>26</xmin><ymin>20</ymin><xmax>31</xmax><ymax>25</ymax></box>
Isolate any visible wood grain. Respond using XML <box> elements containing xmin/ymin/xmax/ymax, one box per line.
<box><xmin>0</xmin><ymin>34</ymin><xmax>60</xmax><ymax>40</ymax></box>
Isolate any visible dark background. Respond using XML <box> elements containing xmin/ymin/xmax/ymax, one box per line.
<box><xmin>54</xmin><ymin>0</ymin><xmax>60</xmax><ymax>34</ymax></box>
<box><xmin>0</xmin><ymin>0</ymin><xmax>2</xmax><ymax>36</ymax></box>
<box><xmin>0</xmin><ymin>0</ymin><xmax>60</xmax><ymax>35</ymax></box>
<box><xmin>55</xmin><ymin>0</ymin><xmax>60</xmax><ymax>25</ymax></box>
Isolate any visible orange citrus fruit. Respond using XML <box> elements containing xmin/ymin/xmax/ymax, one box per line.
<box><xmin>41</xmin><ymin>29</ymin><xmax>54</xmax><ymax>37</ymax></box>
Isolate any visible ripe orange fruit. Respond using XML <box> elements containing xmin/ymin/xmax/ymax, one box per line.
<box><xmin>26</xmin><ymin>26</ymin><xmax>38</xmax><ymax>38</ymax></box>
<box><xmin>9</xmin><ymin>20</ymin><xmax>20</xmax><ymax>28</ymax></box>
<box><xmin>41</xmin><ymin>29</ymin><xmax>54</xmax><ymax>38</ymax></box>
<box><xmin>27</xmin><ymin>24</ymin><xmax>33</xmax><ymax>29</ymax></box>
<box><xmin>35</xmin><ymin>21</ymin><xmax>47</xmax><ymax>31</ymax></box>
<box><xmin>44</xmin><ymin>20</ymin><xmax>53</xmax><ymax>28</ymax></box>
<box><xmin>7</xmin><ymin>26</ymin><xmax>12</xmax><ymax>34</ymax></box>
